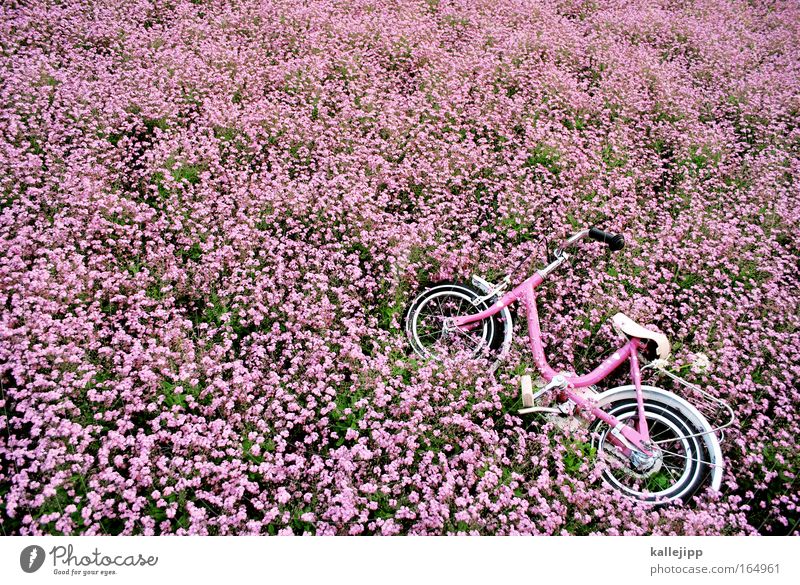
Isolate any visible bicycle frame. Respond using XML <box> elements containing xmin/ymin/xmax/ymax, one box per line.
<box><xmin>452</xmin><ymin>270</ymin><xmax>653</xmax><ymax>456</ymax></box>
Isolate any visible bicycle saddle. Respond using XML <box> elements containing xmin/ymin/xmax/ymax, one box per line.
<box><xmin>612</xmin><ymin>313</ymin><xmax>671</xmax><ymax>360</ymax></box>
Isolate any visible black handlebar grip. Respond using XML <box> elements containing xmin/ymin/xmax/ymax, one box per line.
<box><xmin>589</xmin><ymin>227</ymin><xmax>625</xmax><ymax>251</ymax></box>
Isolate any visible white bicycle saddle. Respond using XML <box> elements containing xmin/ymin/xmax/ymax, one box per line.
<box><xmin>612</xmin><ymin>313</ymin><xmax>671</xmax><ymax>360</ymax></box>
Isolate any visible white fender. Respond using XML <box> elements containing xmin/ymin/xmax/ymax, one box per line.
<box><xmin>594</xmin><ymin>384</ymin><xmax>724</xmax><ymax>491</ymax></box>
<box><xmin>471</xmin><ymin>275</ymin><xmax>514</xmax><ymax>371</ymax></box>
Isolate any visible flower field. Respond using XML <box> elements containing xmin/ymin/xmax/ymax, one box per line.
<box><xmin>1</xmin><ymin>0</ymin><xmax>799</xmax><ymax>535</ymax></box>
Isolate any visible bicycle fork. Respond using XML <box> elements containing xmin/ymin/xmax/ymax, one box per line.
<box><xmin>521</xmin><ymin>346</ymin><xmax>656</xmax><ymax>462</ymax></box>
<box><xmin>565</xmin><ymin>386</ymin><xmax>654</xmax><ymax>458</ymax></box>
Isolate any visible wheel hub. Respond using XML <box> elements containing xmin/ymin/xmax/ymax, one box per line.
<box><xmin>441</xmin><ymin>317</ymin><xmax>457</xmax><ymax>335</ymax></box>
<box><xmin>630</xmin><ymin>447</ymin><xmax>663</xmax><ymax>476</ymax></box>
<box><xmin>601</xmin><ymin>442</ymin><xmax>664</xmax><ymax>480</ymax></box>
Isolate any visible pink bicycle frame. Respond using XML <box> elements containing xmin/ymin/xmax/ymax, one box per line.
<box><xmin>453</xmin><ymin>272</ymin><xmax>653</xmax><ymax>455</ymax></box>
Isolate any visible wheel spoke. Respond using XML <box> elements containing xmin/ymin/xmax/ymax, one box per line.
<box><xmin>649</xmin><ymin>423</ymin><xmax>673</xmax><ymax>442</ymax></box>
<box><xmin>415</xmin><ymin>330</ymin><xmax>442</xmax><ymax>341</ymax></box>
<box><xmin>431</xmin><ymin>296</ymin><xmax>447</xmax><ymax>321</ymax></box>
<box><xmin>662</xmin><ymin>464</ymin><xmax>679</xmax><ymax>482</ymax></box>
<box><xmin>659</xmin><ymin>447</ymin><xmax>706</xmax><ymax>465</ymax></box>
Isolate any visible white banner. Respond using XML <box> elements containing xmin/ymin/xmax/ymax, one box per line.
<box><xmin>2</xmin><ymin>536</ymin><xmax>796</xmax><ymax>584</ymax></box>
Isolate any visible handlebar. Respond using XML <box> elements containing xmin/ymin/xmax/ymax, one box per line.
<box><xmin>555</xmin><ymin>227</ymin><xmax>625</xmax><ymax>256</ymax></box>
<box><xmin>588</xmin><ymin>227</ymin><xmax>625</xmax><ymax>251</ymax></box>
<box><xmin>535</xmin><ymin>226</ymin><xmax>625</xmax><ymax>279</ymax></box>
<box><xmin>505</xmin><ymin>226</ymin><xmax>627</xmax><ymax>283</ymax></box>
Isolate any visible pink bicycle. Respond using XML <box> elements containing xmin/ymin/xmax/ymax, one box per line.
<box><xmin>404</xmin><ymin>227</ymin><xmax>727</xmax><ymax>503</ymax></box>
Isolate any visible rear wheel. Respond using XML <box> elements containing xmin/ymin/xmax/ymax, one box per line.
<box><xmin>404</xmin><ymin>281</ymin><xmax>506</xmax><ymax>361</ymax></box>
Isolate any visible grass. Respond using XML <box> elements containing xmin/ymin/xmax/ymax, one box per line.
<box><xmin>562</xmin><ymin>113</ymin><xmax>588</xmax><ymax>131</ymax></box>
<box><xmin>160</xmin><ymin>379</ymin><xmax>210</xmax><ymax>409</ymax></box>
<box><xmin>406</xmin><ymin>243</ymin><xmax>441</xmax><ymax>284</ymax></box>
<box><xmin>498</xmin><ymin>210</ymin><xmax>538</xmax><ymax>243</ymax></box>
<box><xmin>330</xmin><ymin>387</ymin><xmax>367</xmax><ymax>446</ymax></box>
<box><xmin>524</xmin><ymin>143</ymin><xmax>562</xmax><ymax>176</ymax></box>
<box><xmin>681</xmin><ymin>144</ymin><xmax>721</xmax><ymax>176</ymax></box>
<box><xmin>213</xmin><ymin>125</ymin><xmax>240</xmax><ymax>142</ymax></box>
<box><xmin>729</xmin><ymin>259</ymin><xmax>771</xmax><ymax>290</ymax></box>
<box><xmin>601</xmin><ymin>143</ymin><xmax>628</xmax><ymax>169</ymax></box>
<box><xmin>734</xmin><ymin>443</ymin><xmax>800</xmax><ymax>533</ymax></box>
<box><xmin>178</xmin><ymin>242</ymin><xmax>203</xmax><ymax>263</ymax></box>
<box><xmin>676</xmin><ymin>270</ymin><xmax>702</xmax><ymax>289</ymax></box>
<box><xmin>171</xmin><ymin>162</ymin><xmax>204</xmax><ymax>185</ymax></box>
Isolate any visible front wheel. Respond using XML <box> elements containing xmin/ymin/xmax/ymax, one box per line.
<box><xmin>590</xmin><ymin>391</ymin><xmax>717</xmax><ymax>504</ymax></box>
<box><xmin>404</xmin><ymin>281</ymin><xmax>507</xmax><ymax>361</ymax></box>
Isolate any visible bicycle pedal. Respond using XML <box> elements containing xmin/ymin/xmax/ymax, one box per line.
<box><xmin>521</xmin><ymin>375</ymin><xmax>535</xmax><ymax>408</ymax></box>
